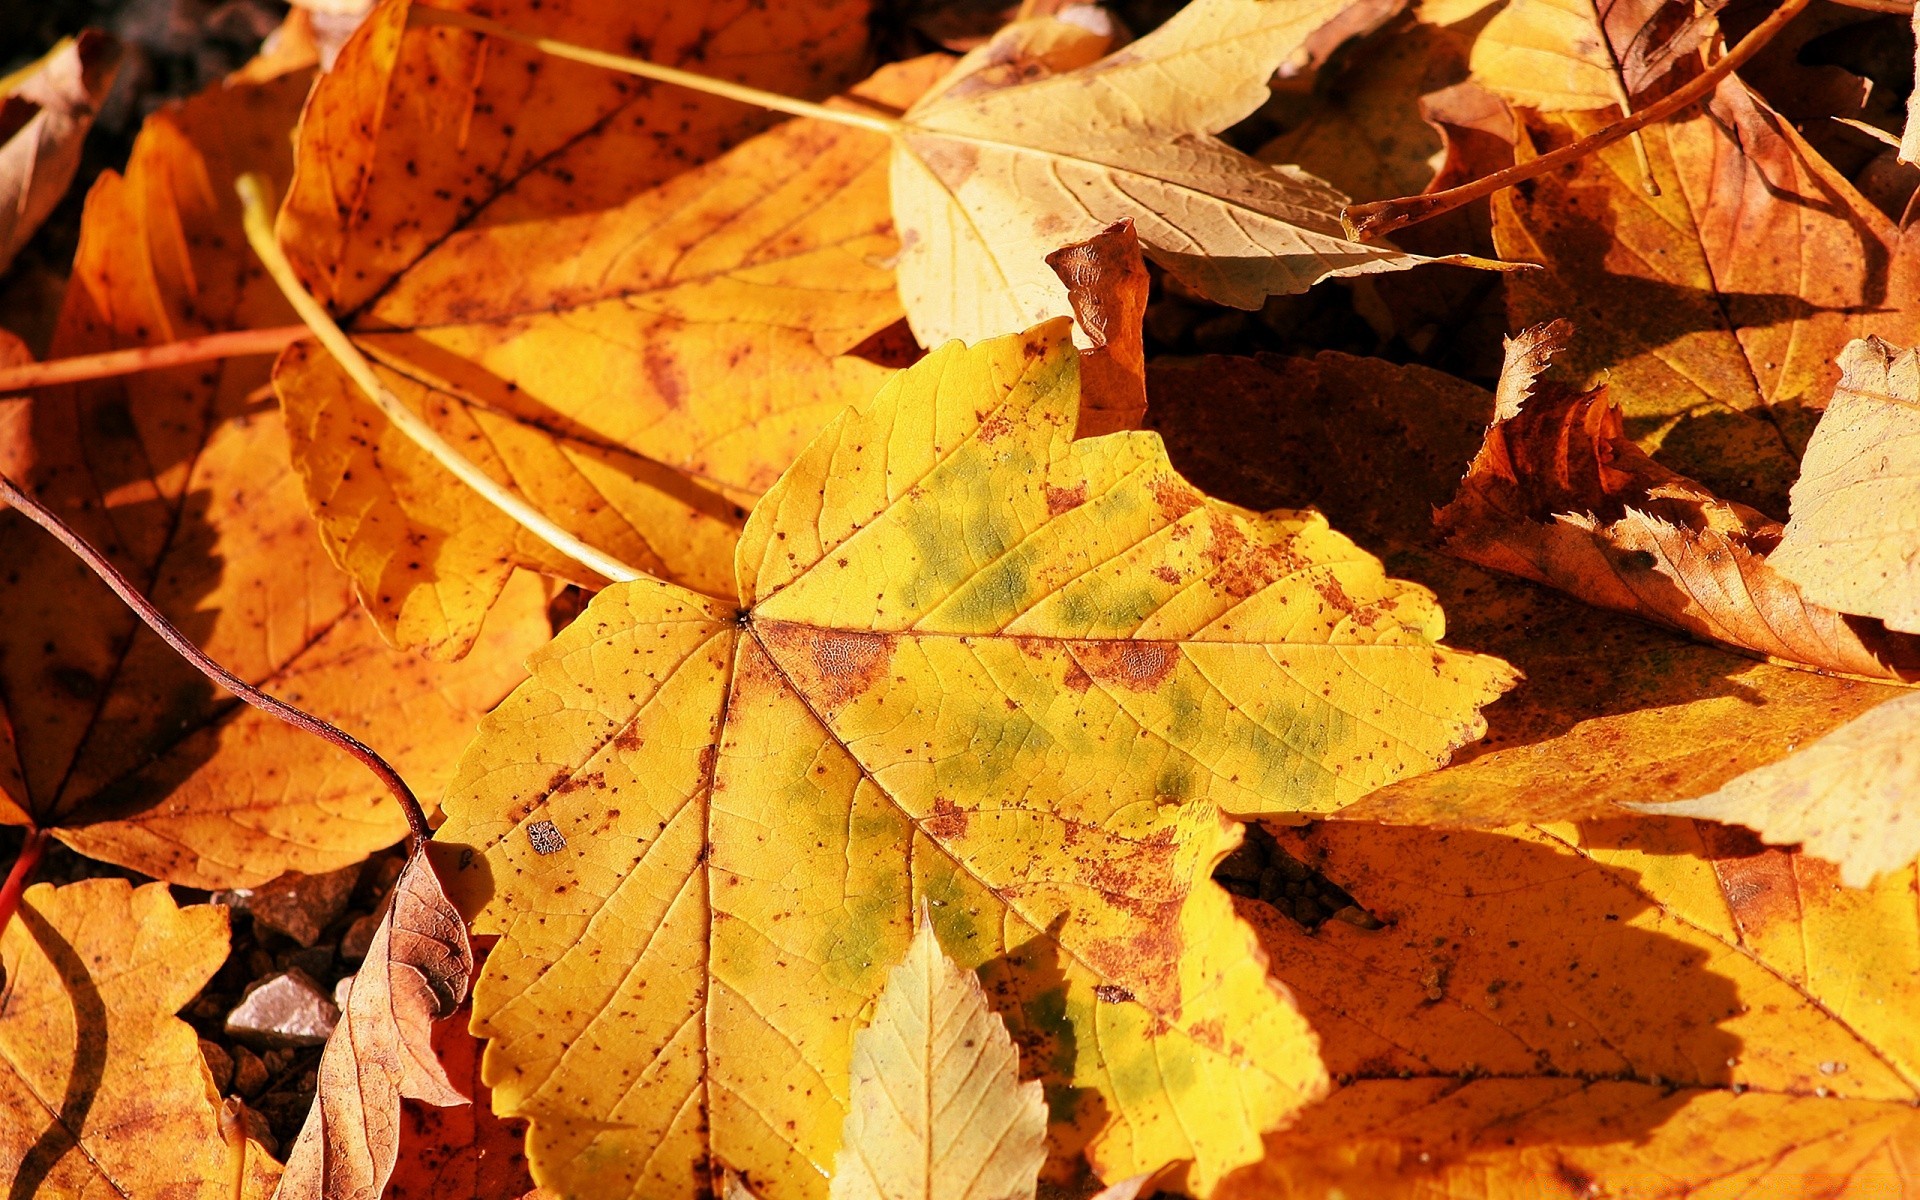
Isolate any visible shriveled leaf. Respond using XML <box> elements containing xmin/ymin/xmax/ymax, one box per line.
<box><xmin>385</xmin><ymin>1011</ymin><xmax>544</xmax><ymax>1200</ymax></box>
<box><xmin>1213</xmin><ymin>818</ymin><xmax>1920</xmax><ymax>1198</ymax></box>
<box><xmin>1493</xmin><ymin>77</ymin><xmax>1920</xmax><ymax>514</ymax></box>
<box><xmin>278</xmin><ymin>854</ymin><xmax>474</xmax><ymax>1200</ymax></box>
<box><xmin>1146</xmin><ymin>350</ymin><xmax>1907</xmax><ymax>827</ymax></box>
<box><xmin>0</xmin><ymin>880</ymin><xmax>282</xmax><ymax>1198</ymax></box>
<box><xmin>891</xmin><ymin>0</ymin><xmax>1506</xmax><ymax>348</ymax></box>
<box><xmin>0</xmin><ymin>61</ymin><xmax>548</xmax><ymax>887</ymax></box>
<box><xmin>828</xmin><ymin>915</ymin><xmax>1046</xmax><ymax>1200</ymax></box>
<box><xmin>435</xmin><ymin>321</ymin><xmax>1512</xmax><ymax>1198</ymax></box>
<box><xmin>1629</xmin><ymin>690</ymin><xmax>1920</xmax><ymax>889</ymax></box>
<box><xmin>1045</xmin><ymin>219</ymin><xmax>1148</xmax><ymax>437</ymax></box>
<box><xmin>272</xmin><ymin>0</ymin><xmax>889</xmax><ymax>659</ymax></box>
<box><xmin>1434</xmin><ymin>325</ymin><xmax>1920</xmax><ymax>679</ymax></box>
<box><xmin>0</xmin><ymin>32</ymin><xmax>121</xmax><ymax>275</ymax></box>
<box><xmin>1771</xmin><ymin>336</ymin><xmax>1920</xmax><ymax>634</ymax></box>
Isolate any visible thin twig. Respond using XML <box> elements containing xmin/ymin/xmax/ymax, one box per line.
<box><xmin>410</xmin><ymin>6</ymin><xmax>903</xmax><ymax>136</ymax></box>
<box><xmin>1825</xmin><ymin>0</ymin><xmax>1911</xmax><ymax>11</ymax></box>
<box><xmin>0</xmin><ymin>326</ymin><xmax>307</xmax><ymax>392</ymax></box>
<box><xmin>0</xmin><ymin>473</ymin><xmax>433</xmax><ymax>849</ymax></box>
<box><xmin>0</xmin><ymin>828</ymin><xmax>49</xmax><ymax>940</ymax></box>
<box><xmin>234</xmin><ymin>174</ymin><xmax>642</xmax><ymax>585</ymax></box>
<box><xmin>1343</xmin><ymin>0</ymin><xmax>1814</xmax><ymax>240</ymax></box>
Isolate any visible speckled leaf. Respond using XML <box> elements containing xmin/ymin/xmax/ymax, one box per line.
<box><xmin>0</xmin><ymin>880</ymin><xmax>282</xmax><ymax>1198</ymax></box>
<box><xmin>433</xmin><ymin>321</ymin><xmax>1512</xmax><ymax>1200</ymax></box>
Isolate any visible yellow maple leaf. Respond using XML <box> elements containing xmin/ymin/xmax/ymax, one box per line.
<box><xmin>432</xmin><ymin>319</ymin><xmax>1514</xmax><ymax>1198</ymax></box>
<box><xmin>828</xmin><ymin>913</ymin><xmax>1046</xmax><ymax>1200</ymax></box>
<box><xmin>0</xmin><ymin>880</ymin><xmax>282</xmax><ymax>1197</ymax></box>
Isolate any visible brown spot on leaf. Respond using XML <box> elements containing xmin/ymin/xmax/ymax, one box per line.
<box><xmin>924</xmin><ymin>797</ymin><xmax>969</xmax><ymax>840</ymax></box>
<box><xmin>644</xmin><ymin>343</ymin><xmax>688</xmax><ymax>410</ymax></box>
<box><xmin>759</xmin><ymin>621</ymin><xmax>897</xmax><ymax>708</ymax></box>
<box><xmin>1076</xmin><ymin>641</ymin><xmax>1179</xmax><ymax>692</ymax></box>
<box><xmin>1046</xmin><ymin>482</ymin><xmax>1088</xmax><ymax>515</ymax></box>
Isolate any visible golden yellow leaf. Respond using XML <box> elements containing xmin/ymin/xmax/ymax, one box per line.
<box><xmin>1145</xmin><ymin>350</ymin><xmax>1908</xmax><ymax>828</ymax></box>
<box><xmin>1211</xmin><ymin>818</ymin><xmax>1920</xmax><ymax>1198</ymax></box>
<box><xmin>0</xmin><ymin>60</ymin><xmax>548</xmax><ymax>888</ymax></box>
<box><xmin>1492</xmin><ymin>78</ymin><xmax>1920</xmax><ymax>515</ymax></box>
<box><xmin>279</xmin><ymin>854</ymin><xmax>475</xmax><ymax>1200</ymax></box>
<box><xmin>1468</xmin><ymin>0</ymin><xmax>1668</xmax><ymax>112</ymax></box>
<box><xmin>1628</xmin><ymin>690</ymin><xmax>1920</xmax><ymax>889</ymax></box>
<box><xmin>829</xmin><ymin>913</ymin><xmax>1046</xmax><ymax>1200</ymax></box>
<box><xmin>0</xmin><ymin>880</ymin><xmax>282</xmax><ymax>1198</ymax></box>
<box><xmin>890</xmin><ymin>0</ymin><xmax>1503</xmax><ymax>348</ymax></box>
<box><xmin>433</xmin><ymin>320</ymin><xmax>1512</xmax><ymax>1199</ymax></box>
<box><xmin>1771</xmin><ymin>336</ymin><xmax>1920</xmax><ymax>635</ymax></box>
<box><xmin>271</xmin><ymin>0</ymin><xmax>898</xmax><ymax>660</ymax></box>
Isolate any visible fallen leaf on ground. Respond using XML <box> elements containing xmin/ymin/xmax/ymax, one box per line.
<box><xmin>1045</xmin><ymin>219</ymin><xmax>1148</xmax><ymax>437</ymax></box>
<box><xmin>272</xmin><ymin>0</ymin><xmax>913</xmax><ymax>658</ymax></box>
<box><xmin>1493</xmin><ymin>76</ymin><xmax>1920</xmax><ymax>515</ymax></box>
<box><xmin>0</xmin><ymin>58</ymin><xmax>548</xmax><ymax>888</ymax></box>
<box><xmin>0</xmin><ymin>32</ymin><xmax>121</xmax><ymax>276</ymax></box>
<box><xmin>1628</xmin><ymin>689</ymin><xmax>1920</xmax><ymax>888</ymax></box>
<box><xmin>1212</xmin><ymin>817</ymin><xmax>1920</xmax><ymax>1198</ymax></box>
<box><xmin>0</xmin><ymin>880</ymin><xmax>283</xmax><ymax>1198</ymax></box>
<box><xmin>828</xmin><ymin>913</ymin><xmax>1046</xmax><ymax>1200</ymax></box>
<box><xmin>890</xmin><ymin>0</ymin><xmax>1508</xmax><ymax>348</ymax></box>
<box><xmin>433</xmin><ymin>320</ymin><xmax>1513</xmax><ymax>1198</ymax></box>
<box><xmin>384</xmin><ymin>1008</ymin><xmax>544</xmax><ymax>1200</ymax></box>
<box><xmin>277</xmin><ymin>854</ymin><xmax>474</xmax><ymax>1200</ymax></box>
<box><xmin>1435</xmin><ymin>323</ymin><xmax>1920</xmax><ymax>679</ymax></box>
<box><xmin>1771</xmin><ymin>336</ymin><xmax>1920</xmax><ymax>635</ymax></box>
<box><xmin>1468</xmin><ymin>0</ymin><xmax>1687</xmax><ymax>113</ymax></box>
<box><xmin>1145</xmin><ymin>348</ymin><xmax>1908</xmax><ymax>827</ymax></box>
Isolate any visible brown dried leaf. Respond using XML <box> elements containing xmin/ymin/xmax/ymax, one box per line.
<box><xmin>0</xmin><ymin>32</ymin><xmax>121</xmax><ymax>275</ymax></box>
<box><xmin>1045</xmin><ymin>219</ymin><xmax>1148</xmax><ymax>437</ymax></box>
<box><xmin>277</xmin><ymin>854</ymin><xmax>473</xmax><ymax>1200</ymax></box>
<box><xmin>1434</xmin><ymin>325</ymin><xmax>1920</xmax><ymax>679</ymax></box>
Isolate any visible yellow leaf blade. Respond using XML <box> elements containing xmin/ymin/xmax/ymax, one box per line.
<box><xmin>828</xmin><ymin>915</ymin><xmax>1047</xmax><ymax>1200</ymax></box>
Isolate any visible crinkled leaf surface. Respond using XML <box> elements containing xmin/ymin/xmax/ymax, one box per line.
<box><xmin>889</xmin><ymin>0</ymin><xmax>1500</xmax><ymax>348</ymax></box>
<box><xmin>1630</xmin><ymin>689</ymin><xmax>1920</xmax><ymax>889</ymax></box>
<box><xmin>434</xmin><ymin>321</ymin><xmax>1513</xmax><ymax>1199</ymax></box>
<box><xmin>0</xmin><ymin>880</ymin><xmax>283</xmax><ymax>1198</ymax></box>
<box><xmin>0</xmin><ymin>32</ymin><xmax>120</xmax><ymax>276</ymax></box>
<box><xmin>272</xmin><ymin>0</ymin><xmax>895</xmax><ymax>659</ymax></box>
<box><xmin>1493</xmin><ymin>77</ymin><xmax>1920</xmax><ymax>515</ymax></box>
<box><xmin>0</xmin><ymin>61</ymin><xmax>548</xmax><ymax>888</ymax></box>
<box><xmin>1214</xmin><ymin>818</ymin><xmax>1920</xmax><ymax>1198</ymax></box>
<box><xmin>1145</xmin><ymin>350</ymin><xmax>1908</xmax><ymax>827</ymax></box>
<box><xmin>828</xmin><ymin>915</ymin><xmax>1046</xmax><ymax>1200</ymax></box>
<box><xmin>1772</xmin><ymin>336</ymin><xmax>1920</xmax><ymax>635</ymax></box>
<box><xmin>278</xmin><ymin>854</ymin><xmax>474</xmax><ymax>1200</ymax></box>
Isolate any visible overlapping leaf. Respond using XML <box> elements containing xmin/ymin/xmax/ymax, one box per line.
<box><xmin>433</xmin><ymin>321</ymin><xmax>1513</xmax><ymax>1199</ymax></box>
<box><xmin>0</xmin><ymin>32</ymin><xmax>121</xmax><ymax>275</ymax></box>
<box><xmin>1214</xmin><ymin>818</ymin><xmax>1920</xmax><ymax>1197</ymax></box>
<box><xmin>271</xmin><ymin>0</ymin><xmax>894</xmax><ymax>659</ymax></box>
<box><xmin>0</xmin><ymin>56</ymin><xmax>547</xmax><ymax>888</ymax></box>
<box><xmin>0</xmin><ymin>880</ymin><xmax>283</xmax><ymax>1198</ymax></box>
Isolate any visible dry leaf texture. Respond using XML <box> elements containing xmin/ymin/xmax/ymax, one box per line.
<box><xmin>272</xmin><ymin>0</ymin><xmax>892</xmax><ymax>659</ymax></box>
<box><xmin>1469</xmin><ymin>0</ymin><xmax>1680</xmax><ymax>112</ymax></box>
<box><xmin>0</xmin><ymin>880</ymin><xmax>282</xmax><ymax>1198</ymax></box>
<box><xmin>433</xmin><ymin>321</ymin><xmax>1513</xmax><ymax>1199</ymax></box>
<box><xmin>384</xmin><ymin>1011</ymin><xmax>542</xmax><ymax>1200</ymax></box>
<box><xmin>1494</xmin><ymin>77</ymin><xmax>1920</xmax><ymax>515</ymax></box>
<box><xmin>891</xmin><ymin>0</ymin><xmax>1497</xmax><ymax>348</ymax></box>
<box><xmin>1215</xmin><ymin>818</ymin><xmax>1920</xmax><ymax>1198</ymax></box>
<box><xmin>1044</xmin><ymin>219</ymin><xmax>1149</xmax><ymax>438</ymax></box>
<box><xmin>0</xmin><ymin>61</ymin><xmax>548</xmax><ymax>888</ymax></box>
<box><xmin>1435</xmin><ymin>330</ymin><xmax>1920</xmax><ymax>679</ymax></box>
<box><xmin>1630</xmin><ymin>690</ymin><xmax>1920</xmax><ymax>889</ymax></box>
<box><xmin>0</xmin><ymin>32</ymin><xmax>121</xmax><ymax>275</ymax></box>
<box><xmin>828</xmin><ymin>915</ymin><xmax>1047</xmax><ymax>1200</ymax></box>
<box><xmin>1771</xmin><ymin>336</ymin><xmax>1920</xmax><ymax>634</ymax></box>
<box><xmin>278</xmin><ymin>855</ymin><xmax>475</xmax><ymax>1200</ymax></box>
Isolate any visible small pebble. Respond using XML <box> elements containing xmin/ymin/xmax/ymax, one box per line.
<box><xmin>335</xmin><ymin>973</ymin><xmax>356</xmax><ymax>1009</ymax></box>
<box><xmin>340</xmin><ymin>911</ymin><xmax>381</xmax><ymax>961</ymax></box>
<box><xmin>245</xmin><ymin>864</ymin><xmax>362</xmax><ymax>947</ymax></box>
<box><xmin>238</xmin><ymin>1103</ymin><xmax>277</xmax><ymax>1157</ymax></box>
<box><xmin>199</xmin><ymin>1039</ymin><xmax>234</xmax><ymax>1093</ymax></box>
<box><xmin>225</xmin><ymin>968</ymin><xmax>340</xmax><ymax>1048</ymax></box>
<box><xmin>232</xmin><ymin>1046</ymin><xmax>270</xmax><ymax>1097</ymax></box>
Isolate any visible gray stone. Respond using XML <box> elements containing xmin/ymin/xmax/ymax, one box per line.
<box><xmin>225</xmin><ymin>968</ymin><xmax>340</xmax><ymax>1048</ymax></box>
<box><xmin>240</xmin><ymin>864</ymin><xmax>362</xmax><ymax>946</ymax></box>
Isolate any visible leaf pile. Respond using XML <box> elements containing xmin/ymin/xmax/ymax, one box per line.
<box><xmin>2</xmin><ymin>0</ymin><xmax>1919</xmax><ymax>1197</ymax></box>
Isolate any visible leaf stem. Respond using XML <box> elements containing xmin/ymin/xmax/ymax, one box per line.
<box><xmin>0</xmin><ymin>828</ymin><xmax>49</xmax><ymax>941</ymax></box>
<box><xmin>234</xmin><ymin>173</ymin><xmax>641</xmax><ymax>586</ymax></box>
<box><xmin>0</xmin><ymin>326</ymin><xmax>307</xmax><ymax>392</ymax></box>
<box><xmin>409</xmin><ymin>6</ymin><xmax>904</xmax><ymax>136</ymax></box>
<box><xmin>0</xmin><ymin>472</ymin><xmax>433</xmax><ymax>850</ymax></box>
<box><xmin>1342</xmin><ymin>0</ymin><xmax>1813</xmax><ymax>240</ymax></box>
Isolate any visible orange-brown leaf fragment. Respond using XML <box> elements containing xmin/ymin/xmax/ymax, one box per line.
<box><xmin>1046</xmin><ymin>219</ymin><xmax>1149</xmax><ymax>438</ymax></box>
<box><xmin>0</xmin><ymin>880</ymin><xmax>282</xmax><ymax>1198</ymax></box>
<box><xmin>385</xmin><ymin>1011</ymin><xmax>543</xmax><ymax>1200</ymax></box>
<box><xmin>278</xmin><ymin>854</ymin><xmax>474</xmax><ymax>1200</ymax></box>
<box><xmin>1435</xmin><ymin>325</ymin><xmax>1920</xmax><ymax>679</ymax></box>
